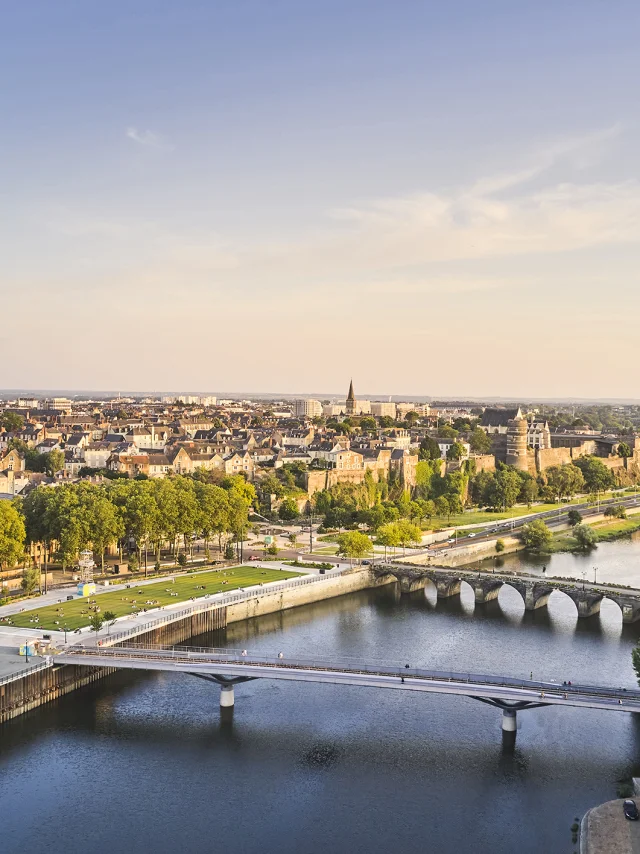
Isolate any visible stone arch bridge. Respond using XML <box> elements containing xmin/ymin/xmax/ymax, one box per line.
<box><xmin>375</xmin><ymin>565</ymin><xmax>640</xmax><ymax>623</ymax></box>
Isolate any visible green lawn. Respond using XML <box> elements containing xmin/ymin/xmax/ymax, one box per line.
<box><xmin>3</xmin><ymin>566</ymin><xmax>302</xmax><ymax>632</ymax></box>
<box><xmin>550</xmin><ymin>516</ymin><xmax>640</xmax><ymax>552</ymax></box>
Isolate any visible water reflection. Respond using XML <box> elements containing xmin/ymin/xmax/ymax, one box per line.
<box><xmin>2</xmin><ymin>582</ymin><xmax>640</xmax><ymax>854</ymax></box>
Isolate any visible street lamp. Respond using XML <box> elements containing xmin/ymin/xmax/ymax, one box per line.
<box><xmin>582</xmin><ymin>570</ymin><xmax>586</xmax><ymax>591</ymax></box>
<box><xmin>593</xmin><ymin>566</ymin><xmax>598</xmax><ymax>585</ymax></box>
<box><xmin>64</xmin><ymin>625</ymin><xmax>68</xmax><ymax>644</ymax></box>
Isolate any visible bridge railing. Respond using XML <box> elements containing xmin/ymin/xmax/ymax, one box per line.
<box><xmin>58</xmin><ymin>643</ymin><xmax>640</xmax><ymax>701</ymax></box>
<box><xmin>0</xmin><ymin>659</ymin><xmax>52</xmax><ymax>687</ymax></box>
<box><xmin>100</xmin><ymin>569</ymin><xmax>349</xmax><ymax>647</ymax></box>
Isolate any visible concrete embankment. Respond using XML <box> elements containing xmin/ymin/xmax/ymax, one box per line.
<box><xmin>0</xmin><ymin>568</ymin><xmax>392</xmax><ymax>724</ymax></box>
<box><xmin>580</xmin><ymin>799</ymin><xmax>640</xmax><ymax>853</ymax></box>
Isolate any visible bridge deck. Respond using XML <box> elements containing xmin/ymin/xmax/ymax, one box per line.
<box><xmin>55</xmin><ymin>645</ymin><xmax>640</xmax><ymax>713</ymax></box>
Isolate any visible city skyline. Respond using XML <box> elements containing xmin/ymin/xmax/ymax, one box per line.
<box><xmin>3</xmin><ymin>1</ymin><xmax>640</xmax><ymax>397</ymax></box>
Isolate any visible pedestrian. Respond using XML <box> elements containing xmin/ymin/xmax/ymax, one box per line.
<box><xmin>530</xmin><ymin>671</ymin><xmax>533</xmax><ymax>680</ymax></box>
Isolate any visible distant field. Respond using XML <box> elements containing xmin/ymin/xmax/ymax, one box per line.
<box><xmin>3</xmin><ymin>566</ymin><xmax>302</xmax><ymax>632</ymax></box>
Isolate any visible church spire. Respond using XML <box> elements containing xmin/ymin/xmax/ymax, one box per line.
<box><xmin>347</xmin><ymin>379</ymin><xmax>355</xmax><ymax>401</ymax></box>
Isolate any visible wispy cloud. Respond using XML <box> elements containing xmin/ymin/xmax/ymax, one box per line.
<box><xmin>126</xmin><ymin>127</ymin><xmax>174</xmax><ymax>151</ymax></box>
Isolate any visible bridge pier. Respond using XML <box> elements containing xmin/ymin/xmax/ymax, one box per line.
<box><xmin>220</xmin><ymin>684</ymin><xmax>235</xmax><ymax>708</ymax></box>
<box><xmin>399</xmin><ymin>576</ymin><xmax>428</xmax><ymax>594</ymax></box>
<box><xmin>502</xmin><ymin>708</ymin><xmax>517</xmax><ymax>732</ymax></box>
<box><xmin>617</xmin><ymin>600</ymin><xmax>640</xmax><ymax>624</ymax></box>
<box><xmin>523</xmin><ymin>583</ymin><xmax>553</xmax><ymax>612</ymax></box>
<box><xmin>572</xmin><ymin>593</ymin><xmax>603</xmax><ymax>619</ymax></box>
<box><xmin>473</xmin><ymin>579</ymin><xmax>503</xmax><ymax>604</ymax></box>
<box><xmin>436</xmin><ymin>578</ymin><xmax>462</xmax><ymax>599</ymax></box>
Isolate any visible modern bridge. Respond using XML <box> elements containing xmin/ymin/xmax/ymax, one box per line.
<box><xmin>55</xmin><ymin>644</ymin><xmax>640</xmax><ymax>736</ymax></box>
<box><xmin>377</xmin><ymin>565</ymin><xmax>640</xmax><ymax>622</ymax></box>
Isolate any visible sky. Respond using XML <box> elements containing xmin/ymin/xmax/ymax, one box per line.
<box><xmin>2</xmin><ymin>0</ymin><xmax>640</xmax><ymax>399</ymax></box>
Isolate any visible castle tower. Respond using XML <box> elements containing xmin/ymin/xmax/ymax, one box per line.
<box><xmin>506</xmin><ymin>417</ymin><xmax>529</xmax><ymax>471</ymax></box>
<box><xmin>345</xmin><ymin>379</ymin><xmax>356</xmax><ymax>416</ymax></box>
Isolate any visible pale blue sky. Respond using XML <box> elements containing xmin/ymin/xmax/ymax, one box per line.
<box><xmin>2</xmin><ymin>0</ymin><xmax>639</xmax><ymax>397</ymax></box>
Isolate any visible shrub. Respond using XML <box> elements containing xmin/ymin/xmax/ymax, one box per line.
<box><xmin>177</xmin><ymin>553</ymin><xmax>188</xmax><ymax>567</ymax></box>
<box><xmin>495</xmin><ymin>539</ymin><xmax>505</xmax><ymax>553</ymax></box>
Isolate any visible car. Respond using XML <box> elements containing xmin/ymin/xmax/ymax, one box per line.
<box><xmin>447</xmin><ymin>538</ymin><xmax>454</xmax><ymax>543</ymax></box>
<box><xmin>362</xmin><ymin>560</ymin><xmax>371</xmax><ymax>565</ymax></box>
<box><xmin>249</xmin><ymin>555</ymin><xmax>259</xmax><ymax>561</ymax></box>
<box><xmin>624</xmin><ymin>800</ymin><xmax>639</xmax><ymax>821</ymax></box>
<box><xmin>468</xmin><ymin>533</ymin><xmax>476</xmax><ymax>538</ymax></box>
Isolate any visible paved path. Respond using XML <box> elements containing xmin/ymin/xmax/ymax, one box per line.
<box><xmin>0</xmin><ymin>562</ymin><xmax>346</xmax><ymax>680</ymax></box>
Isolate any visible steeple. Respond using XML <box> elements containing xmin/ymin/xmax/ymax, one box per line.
<box><xmin>346</xmin><ymin>379</ymin><xmax>356</xmax><ymax>416</ymax></box>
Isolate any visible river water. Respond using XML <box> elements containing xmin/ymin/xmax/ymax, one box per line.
<box><xmin>2</xmin><ymin>549</ymin><xmax>640</xmax><ymax>854</ymax></box>
<box><xmin>487</xmin><ymin>529</ymin><xmax>640</xmax><ymax>587</ymax></box>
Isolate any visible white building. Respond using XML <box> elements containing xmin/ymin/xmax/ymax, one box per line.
<box><xmin>294</xmin><ymin>398</ymin><xmax>323</xmax><ymax>418</ymax></box>
<box><xmin>437</xmin><ymin>439</ymin><xmax>471</xmax><ymax>460</ymax></box>
<box><xmin>371</xmin><ymin>402</ymin><xmax>397</xmax><ymax>419</ymax></box>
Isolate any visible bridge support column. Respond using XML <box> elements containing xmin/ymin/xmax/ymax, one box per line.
<box><xmin>436</xmin><ymin>578</ymin><xmax>461</xmax><ymax>599</ymax></box>
<box><xmin>575</xmin><ymin>595</ymin><xmax>603</xmax><ymax>619</ymax></box>
<box><xmin>399</xmin><ymin>576</ymin><xmax>428</xmax><ymax>594</ymax></box>
<box><xmin>523</xmin><ymin>584</ymin><xmax>553</xmax><ymax>611</ymax></box>
<box><xmin>473</xmin><ymin>580</ymin><xmax>503</xmax><ymax>604</ymax></box>
<box><xmin>619</xmin><ymin>602</ymin><xmax>640</xmax><ymax>624</ymax></box>
<box><xmin>220</xmin><ymin>684</ymin><xmax>235</xmax><ymax>708</ymax></box>
<box><xmin>501</xmin><ymin>709</ymin><xmax>517</xmax><ymax>733</ymax></box>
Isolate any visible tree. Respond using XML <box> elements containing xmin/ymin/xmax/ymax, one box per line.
<box><xmin>617</xmin><ymin>442</ymin><xmax>633</xmax><ymax>458</ymax></box>
<box><xmin>278</xmin><ymin>499</ymin><xmax>299</xmax><ymax>521</ymax></box>
<box><xmin>21</xmin><ymin>565</ymin><xmax>40</xmax><ymax>595</ymax></box>
<box><xmin>521</xmin><ymin>519</ymin><xmax>552</xmax><ymax>552</ymax></box>
<box><xmin>469</xmin><ymin>428</ymin><xmax>492</xmax><ymax>454</ymax></box>
<box><xmin>377</xmin><ymin>522</ymin><xmax>400</xmax><ymax>559</ymax></box>
<box><xmin>631</xmin><ymin>641</ymin><xmax>640</xmax><ymax>686</ymax></box>
<box><xmin>495</xmin><ymin>539</ymin><xmax>505</xmax><ymax>553</ymax></box>
<box><xmin>81</xmin><ymin>487</ymin><xmax>124</xmax><ymax>572</ymax></box>
<box><xmin>0</xmin><ymin>501</ymin><xmax>26</xmax><ymax>569</ymax></box>
<box><xmin>437</xmin><ymin>425</ymin><xmax>458</xmax><ymax>439</ymax></box>
<box><xmin>419</xmin><ymin>437</ymin><xmax>442</xmax><ymax>461</ymax></box>
<box><xmin>395</xmin><ymin>520</ymin><xmax>422</xmax><ymax>555</ymax></box>
<box><xmin>103</xmin><ymin>610</ymin><xmax>117</xmax><ymax>634</ymax></box>
<box><xmin>544</xmin><ymin>464</ymin><xmax>585</xmax><ymax>499</ymax></box>
<box><xmin>359</xmin><ymin>416</ymin><xmax>377</xmax><ymax>431</ymax></box>
<box><xmin>43</xmin><ymin>448</ymin><xmax>65</xmax><ymax>476</ymax></box>
<box><xmin>434</xmin><ymin>495</ymin><xmax>450</xmax><ymax>519</ymax></box>
<box><xmin>574</xmin><ymin>456</ymin><xmax>615</xmax><ymax>494</ymax></box>
<box><xmin>573</xmin><ymin>524</ymin><xmax>597</xmax><ymax>551</ymax></box>
<box><xmin>404</xmin><ymin>411</ymin><xmax>420</xmax><ymax>426</ymax></box>
<box><xmin>336</xmin><ymin>530</ymin><xmax>372</xmax><ymax>565</ymax></box>
<box><xmin>89</xmin><ymin>613</ymin><xmax>104</xmax><ymax>643</ymax></box>
<box><xmin>567</xmin><ymin>509</ymin><xmax>582</xmax><ymax>526</ymax></box>
<box><xmin>1</xmin><ymin>412</ymin><xmax>24</xmax><ymax>431</ymax></box>
<box><xmin>518</xmin><ymin>475</ymin><xmax>538</xmax><ymax>507</ymax></box>
<box><xmin>486</xmin><ymin>468</ymin><xmax>521</xmax><ymax>510</ymax></box>
<box><xmin>446</xmin><ymin>442</ymin><xmax>466</xmax><ymax>461</ymax></box>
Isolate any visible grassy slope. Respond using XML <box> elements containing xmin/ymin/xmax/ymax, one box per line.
<box><xmin>3</xmin><ymin>566</ymin><xmax>302</xmax><ymax>632</ymax></box>
<box><xmin>550</xmin><ymin>516</ymin><xmax>640</xmax><ymax>553</ymax></box>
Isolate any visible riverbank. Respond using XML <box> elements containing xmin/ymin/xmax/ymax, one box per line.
<box><xmin>0</xmin><ymin>566</ymin><xmax>392</xmax><ymax>724</ymax></box>
<box><xmin>551</xmin><ymin>517</ymin><xmax>640</xmax><ymax>554</ymax></box>
<box><xmin>580</xmin><ymin>799</ymin><xmax>640</xmax><ymax>853</ymax></box>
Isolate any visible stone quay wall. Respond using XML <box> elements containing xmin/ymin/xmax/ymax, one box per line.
<box><xmin>1</xmin><ymin>569</ymin><xmax>391</xmax><ymax>725</ymax></box>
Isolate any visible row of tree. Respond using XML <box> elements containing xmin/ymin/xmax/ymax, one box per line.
<box><xmin>4</xmin><ymin>474</ymin><xmax>256</xmax><ymax>574</ymax></box>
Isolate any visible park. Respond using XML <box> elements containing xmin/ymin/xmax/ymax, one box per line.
<box><xmin>2</xmin><ymin>565</ymin><xmax>302</xmax><ymax>632</ymax></box>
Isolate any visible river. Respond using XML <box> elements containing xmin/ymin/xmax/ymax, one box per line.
<box><xmin>489</xmin><ymin>529</ymin><xmax>640</xmax><ymax>587</ymax></box>
<box><xmin>2</xmin><ymin>556</ymin><xmax>640</xmax><ymax>854</ymax></box>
